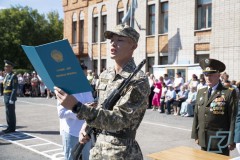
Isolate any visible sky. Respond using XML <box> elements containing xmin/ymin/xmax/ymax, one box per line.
<box><xmin>0</xmin><ymin>0</ymin><xmax>64</xmax><ymax>18</ymax></box>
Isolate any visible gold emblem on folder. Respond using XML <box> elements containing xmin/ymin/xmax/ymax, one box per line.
<box><xmin>51</xmin><ymin>50</ymin><xmax>63</xmax><ymax>63</ymax></box>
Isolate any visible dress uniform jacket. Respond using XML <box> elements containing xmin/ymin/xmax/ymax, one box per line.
<box><xmin>191</xmin><ymin>82</ymin><xmax>238</xmax><ymax>151</ymax></box>
<box><xmin>76</xmin><ymin>59</ymin><xmax>150</xmax><ymax>160</ymax></box>
<box><xmin>3</xmin><ymin>72</ymin><xmax>18</xmax><ymax>103</ymax></box>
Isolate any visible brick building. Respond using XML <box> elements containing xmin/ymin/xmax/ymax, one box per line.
<box><xmin>62</xmin><ymin>0</ymin><xmax>240</xmax><ymax>81</ymax></box>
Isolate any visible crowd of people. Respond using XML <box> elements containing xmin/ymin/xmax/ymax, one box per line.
<box><xmin>0</xmin><ymin>67</ymin><xmax>101</xmax><ymax>101</ymax></box>
<box><xmin>0</xmin><ymin>70</ymin><xmax>55</xmax><ymax>98</ymax></box>
<box><xmin>147</xmin><ymin>71</ymin><xmax>240</xmax><ymax>117</ymax></box>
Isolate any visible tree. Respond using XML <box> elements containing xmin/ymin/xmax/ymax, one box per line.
<box><xmin>0</xmin><ymin>6</ymin><xmax>63</xmax><ymax>70</ymax></box>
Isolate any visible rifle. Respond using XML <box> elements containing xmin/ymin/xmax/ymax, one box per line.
<box><xmin>72</xmin><ymin>59</ymin><xmax>146</xmax><ymax>160</ymax></box>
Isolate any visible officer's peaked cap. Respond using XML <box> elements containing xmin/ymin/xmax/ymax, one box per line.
<box><xmin>199</xmin><ymin>58</ymin><xmax>225</xmax><ymax>74</ymax></box>
<box><xmin>4</xmin><ymin>60</ymin><xmax>16</xmax><ymax>67</ymax></box>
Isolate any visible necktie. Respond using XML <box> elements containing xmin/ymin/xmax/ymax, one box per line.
<box><xmin>208</xmin><ymin>87</ymin><xmax>212</xmax><ymax>99</ymax></box>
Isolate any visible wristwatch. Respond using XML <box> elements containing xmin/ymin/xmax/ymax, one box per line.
<box><xmin>72</xmin><ymin>102</ymin><xmax>82</xmax><ymax>114</ymax></box>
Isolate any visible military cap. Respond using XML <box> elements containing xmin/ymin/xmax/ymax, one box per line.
<box><xmin>199</xmin><ymin>58</ymin><xmax>225</xmax><ymax>74</ymax></box>
<box><xmin>4</xmin><ymin>60</ymin><xmax>16</xmax><ymax>67</ymax></box>
<box><xmin>104</xmin><ymin>24</ymin><xmax>140</xmax><ymax>43</ymax></box>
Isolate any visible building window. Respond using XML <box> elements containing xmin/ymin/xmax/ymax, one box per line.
<box><xmin>80</xmin><ymin>20</ymin><xmax>84</xmax><ymax>43</ymax></box>
<box><xmin>79</xmin><ymin>20</ymin><xmax>84</xmax><ymax>52</ymax></box>
<box><xmin>160</xmin><ymin>2</ymin><xmax>168</xmax><ymax>33</ymax></box>
<box><xmin>101</xmin><ymin>59</ymin><xmax>106</xmax><ymax>72</ymax></box>
<box><xmin>159</xmin><ymin>56</ymin><xmax>168</xmax><ymax>65</ymax></box>
<box><xmin>197</xmin><ymin>0</ymin><xmax>212</xmax><ymax>29</ymax></box>
<box><xmin>93</xmin><ymin>60</ymin><xmax>98</xmax><ymax>73</ymax></box>
<box><xmin>148</xmin><ymin>4</ymin><xmax>155</xmax><ymax>35</ymax></box>
<box><xmin>93</xmin><ymin>17</ymin><xmax>98</xmax><ymax>43</ymax></box>
<box><xmin>195</xmin><ymin>54</ymin><xmax>209</xmax><ymax>63</ymax></box>
<box><xmin>101</xmin><ymin>15</ymin><xmax>107</xmax><ymax>42</ymax></box>
<box><xmin>72</xmin><ymin>21</ymin><xmax>77</xmax><ymax>44</ymax></box>
<box><xmin>147</xmin><ymin>57</ymin><xmax>155</xmax><ymax>73</ymax></box>
<box><xmin>72</xmin><ymin>13</ymin><xmax>77</xmax><ymax>45</ymax></box>
<box><xmin>117</xmin><ymin>11</ymin><xmax>124</xmax><ymax>24</ymax></box>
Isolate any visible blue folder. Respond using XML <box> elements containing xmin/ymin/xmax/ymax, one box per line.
<box><xmin>21</xmin><ymin>39</ymin><xmax>92</xmax><ymax>94</ymax></box>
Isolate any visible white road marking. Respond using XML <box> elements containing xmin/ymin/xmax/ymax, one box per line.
<box><xmin>42</xmin><ymin>148</ymin><xmax>63</xmax><ymax>153</ymax></box>
<box><xmin>27</xmin><ymin>142</ymin><xmax>52</xmax><ymax>147</ymax></box>
<box><xmin>0</xmin><ymin>125</ymin><xmax>64</xmax><ymax>160</ymax></box>
<box><xmin>17</xmin><ymin>137</ymin><xmax>38</xmax><ymax>142</ymax></box>
<box><xmin>142</xmin><ymin>121</ymin><xmax>191</xmax><ymax>132</ymax></box>
<box><xmin>17</xmin><ymin>100</ymin><xmax>56</xmax><ymax>108</ymax></box>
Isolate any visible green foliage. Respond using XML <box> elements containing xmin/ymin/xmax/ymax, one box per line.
<box><xmin>0</xmin><ymin>5</ymin><xmax>63</xmax><ymax>70</ymax></box>
<box><xmin>13</xmin><ymin>68</ymin><xmax>32</xmax><ymax>75</ymax></box>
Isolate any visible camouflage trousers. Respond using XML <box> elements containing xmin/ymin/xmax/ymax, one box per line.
<box><xmin>89</xmin><ymin>134</ymin><xmax>143</xmax><ymax>160</ymax></box>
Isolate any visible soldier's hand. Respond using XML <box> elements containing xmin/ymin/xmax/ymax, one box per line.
<box><xmin>79</xmin><ymin>130</ymin><xmax>90</xmax><ymax>144</ymax></box>
<box><xmin>228</xmin><ymin>144</ymin><xmax>236</xmax><ymax>151</ymax></box>
<box><xmin>9</xmin><ymin>100</ymin><xmax>14</xmax><ymax>104</ymax></box>
<box><xmin>54</xmin><ymin>86</ymin><xmax>78</xmax><ymax>110</ymax></box>
<box><xmin>195</xmin><ymin>139</ymin><xmax>199</xmax><ymax>144</ymax></box>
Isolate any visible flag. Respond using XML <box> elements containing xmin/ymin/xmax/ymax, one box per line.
<box><xmin>121</xmin><ymin>0</ymin><xmax>138</xmax><ymax>27</ymax></box>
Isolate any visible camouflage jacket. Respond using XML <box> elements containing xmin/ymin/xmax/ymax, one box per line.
<box><xmin>76</xmin><ymin>59</ymin><xmax>150</xmax><ymax>159</ymax></box>
<box><xmin>76</xmin><ymin>58</ymin><xmax>150</xmax><ymax>132</ymax></box>
<box><xmin>3</xmin><ymin>72</ymin><xmax>18</xmax><ymax>102</ymax></box>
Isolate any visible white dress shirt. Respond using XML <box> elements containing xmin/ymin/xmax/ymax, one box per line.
<box><xmin>57</xmin><ymin>91</ymin><xmax>94</xmax><ymax>137</ymax></box>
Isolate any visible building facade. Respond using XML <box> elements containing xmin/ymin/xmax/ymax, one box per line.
<box><xmin>62</xmin><ymin>0</ymin><xmax>240</xmax><ymax>81</ymax></box>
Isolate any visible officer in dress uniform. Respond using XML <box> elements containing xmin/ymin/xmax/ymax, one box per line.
<box><xmin>54</xmin><ymin>24</ymin><xmax>150</xmax><ymax>159</ymax></box>
<box><xmin>191</xmin><ymin>58</ymin><xmax>238</xmax><ymax>156</ymax></box>
<box><xmin>1</xmin><ymin>60</ymin><xmax>18</xmax><ymax>133</ymax></box>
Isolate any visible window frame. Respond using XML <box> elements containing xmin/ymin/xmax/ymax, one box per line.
<box><xmin>160</xmin><ymin>2</ymin><xmax>168</xmax><ymax>34</ymax></box>
<box><xmin>72</xmin><ymin>13</ymin><xmax>77</xmax><ymax>46</ymax></box>
<box><xmin>117</xmin><ymin>10</ymin><xmax>124</xmax><ymax>25</ymax></box>
<box><xmin>72</xmin><ymin>21</ymin><xmax>77</xmax><ymax>45</ymax></box>
<box><xmin>148</xmin><ymin>4</ymin><xmax>156</xmax><ymax>35</ymax></box>
<box><xmin>197</xmin><ymin>0</ymin><xmax>212</xmax><ymax>29</ymax></box>
<box><xmin>92</xmin><ymin>16</ymin><xmax>98</xmax><ymax>43</ymax></box>
<box><xmin>101</xmin><ymin>14</ymin><xmax>107</xmax><ymax>42</ymax></box>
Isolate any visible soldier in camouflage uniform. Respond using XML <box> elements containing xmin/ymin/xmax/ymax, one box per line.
<box><xmin>55</xmin><ymin>24</ymin><xmax>150</xmax><ymax>159</ymax></box>
<box><xmin>1</xmin><ymin>60</ymin><xmax>18</xmax><ymax>134</ymax></box>
<box><xmin>191</xmin><ymin>58</ymin><xmax>238</xmax><ymax>156</ymax></box>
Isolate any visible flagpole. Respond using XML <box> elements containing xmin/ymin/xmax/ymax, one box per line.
<box><xmin>121</xmin><ymin>0</ymin><xmax>137</xmax><ymax>27</ymax></box>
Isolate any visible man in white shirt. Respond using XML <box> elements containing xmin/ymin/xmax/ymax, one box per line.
<box><xmin>173</xmin><ymin>72</ymin><xmax>184</xmax><ymax>93</ymax></box>
<box><xmin>57</xmin><ymin>92</ymin><xmax>94</xmax><ymax>160</ymax></box>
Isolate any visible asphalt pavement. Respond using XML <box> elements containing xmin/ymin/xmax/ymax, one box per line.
<box><xmin>0</xmin><ymin>96</ymin><xmax>239</xmax><ymax>160</ymax></box>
